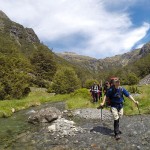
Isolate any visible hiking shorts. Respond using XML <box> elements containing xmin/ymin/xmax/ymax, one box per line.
<box><xmin>111</xmin><ymin>107</ymin><xmax>123</xmax><ymax>120</ymax></box>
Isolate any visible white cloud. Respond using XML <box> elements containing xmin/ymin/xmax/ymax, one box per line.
<box><xmin>135</xmin><ymin>43</ymin><xmax>145</xmax><ymax>49</ymax></box>
<box><xmin>0</xmin><ymin>0</ymin><xmax>149</xmax><ymax>58</ymax></box>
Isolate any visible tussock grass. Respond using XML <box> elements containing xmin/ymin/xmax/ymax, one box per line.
<box><xmin>0</xmin><ymin>90</ymin><xmax>69</xmax><ymax>118</ymax></box>
<box><xmin>124</xmin><ymin>84</ymin><xmax>150</xmax><ymax>115</ymax></box>
<box><xmin>66</xmin><ymin>88</ymin><xmax>100</xmax><ymax>109</ymax></box>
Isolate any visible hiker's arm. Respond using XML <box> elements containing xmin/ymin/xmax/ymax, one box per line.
<box><xmin>100</xmin><ymin>95</ymin><xmax>107</xmax><ymax>106</ymax></box>
<box><xmin>128</xmin><ymin>95</ymin><xmax>139</xmax><ymax>105</ymax></box>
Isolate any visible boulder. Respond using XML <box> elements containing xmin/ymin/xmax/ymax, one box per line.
<box><xmin>139</xmin><ymin>74</ymin><xmax>150</xmax><ymax>85</ymax></box>
<box><xmin>28</xmin><ymin>107</ymin><xmax>62</xmax><ymax>124</ymax></box>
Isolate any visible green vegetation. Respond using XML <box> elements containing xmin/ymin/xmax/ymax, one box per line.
<box><xmin>66</xmin><ymin>88</ymin><xmax>96</xmax><ymax>109</ymax></box>
<box><xmin>0</xmin><ymin>35</ymin><xmax>31</xmax><ymax>99</ymax></box>
<box><xmin>50</xmin><ymin>67</ymin><xmax>81</xmax><ymax>94</ymax></box>
<box><xmin>0</xmin><ymin>11</ymin><xmax>150</xmax><ymax>118</ymax></box>
<box><xmin>84</xmin><ymin>79</ymin><xmax>99</xmax><ymax>89</ymax></box>
<box><xmin>0</xmin><ymin>89</ymin><xmax>69</xmax><ymax>118</ymax></box>
<box><xmin>0</xmin><ymin>15</ymin><xmax>93</xmax><ymax>99</ymax></box>
<box><xmin>124</xmin><ymin>85</ymin><xmax>150</xmax><ymax>115</ymax></box>
<box><xmin>0</xmin><ymin>85</ymin><xmax>149</xmax><ymax>118</ymax></box>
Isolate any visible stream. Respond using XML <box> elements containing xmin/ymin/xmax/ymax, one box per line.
<box><xmin>0</xmin><ymin>102</ymin><xmax>150</xmax><ymax>150</ymax></box>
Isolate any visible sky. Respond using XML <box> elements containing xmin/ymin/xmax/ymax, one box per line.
<box><xmin>0</xmin><ymin>0</ymin><xmax>150</xmax><ymax>59</ymax></box>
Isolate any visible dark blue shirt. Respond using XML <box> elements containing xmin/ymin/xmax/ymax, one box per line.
<box><xmin>106</xmin><ymin>86</ymin><xmax>130</xmax><ymax>105</ymax></box>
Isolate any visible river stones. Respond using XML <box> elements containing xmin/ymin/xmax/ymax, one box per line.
<box><xmin>28</xmin><ymin>107</ymin><xmax>62</xmax><ymax>124</ymax></box>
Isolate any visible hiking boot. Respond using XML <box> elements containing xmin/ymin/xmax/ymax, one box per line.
<box><xmin>115</xmin><ymin>134</ymin><xmax>121</xmax><ymax>140</ymax></box>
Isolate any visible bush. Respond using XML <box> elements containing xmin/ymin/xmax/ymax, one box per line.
<box><xmin>85</xmin><ymin>79</ymin><xmax>99</xmax><ymax>89</ymax></box>
<box><xmin>0</xmin><ymin>37</ymin><xmax>31</xmax><ymax>100</ymax></box>
<box><xmin>70</xmin><ymin>88</ymin><xmax>91</xmax><ymax>99</ymax></box>
<box><xmin>127</xmin><ymin>86</ymin><xmax>141</xmax><ymax>94</ymax></box>
<box><xmin>30</xmin><ymin>49</ymin><xmax>57</xmax><ymax>81</ymax></box>
<box><xmin>125</xmin><ymin>73</ymin><xmax>139</xmax><ymax>85</ymax></box>
<box><xmin>51</xmin><ymin>67</ymin><xmax>81</xmax><ymax>94</ymax></box>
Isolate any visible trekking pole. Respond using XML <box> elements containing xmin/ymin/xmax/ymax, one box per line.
<box><xmin>101</xmin><ymin>107</ymin><xmax>102</xmax><ymax>120</ymax></box>
<box><xmin>100</xmin><ymin>106</ymin><xmax>103</xmax><ymax>121</ymax></box>
<box><xmin>136</xmin><ymin>104</ymin><xmax>142</xmax><ymax>122</ymax></box>
<box><xmin>97</xmin><ymin>105</ymin><xmax>103</xmax><ymax>120</ymax></box>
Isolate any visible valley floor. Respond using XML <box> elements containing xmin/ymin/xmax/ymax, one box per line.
<box><xmin>4</xmin><ymin>105</ymin><xmax>150</xmax><ymax>150</ymax></box>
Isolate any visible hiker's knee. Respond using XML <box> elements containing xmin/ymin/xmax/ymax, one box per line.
<box><xmin>111</xmin><ymin>107</ymin><xmax>119</xmax><ymax>120</ymax></box>
<box><xmin>119</xmin><ymin>108</ymin><xmax>123</xmax><ymax>118</ymax></box>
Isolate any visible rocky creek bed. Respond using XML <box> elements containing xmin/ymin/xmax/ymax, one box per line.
<box><xmin>1</xmin><ymin>102</ymin><xmax>150</xmax><ymax>150</ymax></box>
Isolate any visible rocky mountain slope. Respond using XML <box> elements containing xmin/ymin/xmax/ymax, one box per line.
<box><xmin>57</xmin><ymin>42</ymin><xmax>150</xmax><ymax>72</ymax></box>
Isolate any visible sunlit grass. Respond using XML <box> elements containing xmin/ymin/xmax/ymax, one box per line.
<box><xmin>0</xmin><ymin>90</ymin><xmax>69</xmax><ymax>118</ymax></box>
<box><xmin>0</xmin><ymin>85</ymin><xmax>150</xmax><ymax>118</ymax></box>
<box><xmin>124</xmin><ymin>84</ymin><xmax>150</xmax><ymax>115</ymax></box>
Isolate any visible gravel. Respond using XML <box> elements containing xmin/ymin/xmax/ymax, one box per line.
<box><xmin>72</xmin><ymin>108</ymin><xmax>112</xmax><ymax>120</ymax></box>
<box><xmin>3</xmin><ymin>106</ymin><xmax>150</xmax><ymax>150</ymax></box>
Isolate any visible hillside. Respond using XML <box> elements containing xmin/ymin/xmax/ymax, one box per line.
<box><xmin>0</xmin><ymin>10</ymin><xmax>150</xmax><ymax>100</ymax></box>
<box><xmin>57</xmin><ymin>47</ymin><xmax>147</xmax><ymax>72</ymax></box>
<box><xmin>57</xmin><ymin>42</ymin><xmax>150</xmax><ymax>84</ymax></box>
<box><xmin>0</xmin><ymin>10</ymin><xmax>92</xmax><ymax>99</ymax></box>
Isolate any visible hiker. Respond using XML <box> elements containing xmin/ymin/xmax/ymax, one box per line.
<box><xmin>99</xmin><ymin>78</ymin><xmax>139</xmax><ymax>140</ymax></box>
<box><xmin>90</xmin><ymin>82</ymin><xmax>99</xmax><ymax>103</ymax></box>
<box><xmin>103</xmin><ymin>81</ymin><xmax>110</xmax><ymax>95</ymax></box>
<box><xmin>98</xmin><ymin>84</ymin><xmax>102</xmax><ymax>100</ymax></box>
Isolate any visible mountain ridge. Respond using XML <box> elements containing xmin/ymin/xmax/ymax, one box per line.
<box><xmin>56</xmin><ymin>47</ymin><xmax>145</xmax><ymax>72</ymax></box>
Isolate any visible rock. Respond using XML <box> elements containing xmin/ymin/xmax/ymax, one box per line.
<box><xmin>0</xmin><ymin>10</ymin><xmax>9</xmax><ymax>19</ymax></box>
<box><xmin>139</xmin><ymin>74</ymin><xmax>150</xmax><ymax>85</ymax></box>
<box><xmin>47</xmin><ymin>118</ymin><xmax>84</xmax><ymax>137</ymax></box>
<box><xmin>11</xmin><ymin>108</ymin><xmax>15</xmax><ymax>113</ymax></box>
<box><xmin>28</xmin><ymin>107</ymin><xmax>62</xmax><ymax>124</ymax></box>
<box><xmin>48</xmin><ymin>124</ymin><xmax>56</xmax><ymax>132</ymax></box>
<box><xmin>25</xmin><ymin>28</ymin><xmax>40</xmax><ymax>43</ymax></box>
<box><xmin>26</xmin><ymin>109</ymin><xmax>36</xmax><ymax>114</ymax></box>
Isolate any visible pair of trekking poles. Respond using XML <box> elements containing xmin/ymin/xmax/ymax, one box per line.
<box><xmin>99</xmin><ymin>104</ymin><xmax>142</xmax><ymax>121</ymax></box>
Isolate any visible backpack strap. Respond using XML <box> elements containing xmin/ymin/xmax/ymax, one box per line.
<box><xmin>110</xmin><ymin>86</ymin><xmax>124</xmax><ymax>98</ymax></box>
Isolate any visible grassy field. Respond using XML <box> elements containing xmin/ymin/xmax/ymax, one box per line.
<box><xmin>0</xmin><ymin>85</ymin><xmax>150</xmax><ymax>118</ymax></box>
<box><xmin>0</xmin><ymin>89</ymin><xmax>69</xmax><ymax>118</ymax></box>
<box><xmin>124</xmin><ymin>84</ymin><xmax>150</xmax><ymax>115</ymax></box>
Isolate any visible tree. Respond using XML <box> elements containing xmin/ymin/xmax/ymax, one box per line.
<box><xmin>84</xmin><ymin>79</ymin><xmax>99</xmax><ymax>89</ymax></box>
<box><xmin>126</xmin><ymin>73</ymin><xmax>139</xmax><ymax>85</ymax></box>
<box><xmin>51</xmin><ymin>67</ymin><xmax>81</xmax><ymax>94</ymax></box>
<box><xmin>30</xmin><ymin>50</ymin><xmax>57</xmax><ymax>82</ymax></box>
<box><xmin>0</xmin><ymin>52</ymin><xmax>31</xmax><ymax>100</ymax></box>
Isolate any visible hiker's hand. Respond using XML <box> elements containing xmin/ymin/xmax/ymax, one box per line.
<box><xmin>100</xmin><ymin>102</ymin><xmax>104</xmax><ymax>107</ymax></box>
<box><xmin>97</xmin><ymin>103</ymin><xmax>104</xmax><ymax>109</ymax></box>
<box><xmin>135</xmin><ymin>101</ymin><xmax>139</xmax><ymax>106</ymax></box>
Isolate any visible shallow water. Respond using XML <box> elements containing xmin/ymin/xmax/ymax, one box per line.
<box><xmin>0</xmin><ymin>101</ymin><xmax>65</xmax><ymax>149</ymax></box>
<box><xmin>0</xmin><ymin>103</ymin><xmax>150</xmax><ymax>150</ymax></box>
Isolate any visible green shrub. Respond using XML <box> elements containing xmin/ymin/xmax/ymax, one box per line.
<box><xmin>85</xmin><ymin>79</ymin><xmax>99</xmax><ymax>89</ymax></box>
<box><xmin>127</xmin><ymin>86</ymin><xmax>141</xmax><ymax>94</ymax></box>
<box><xmin>70</xmin><ymin>88</ymin><xmax>91</xmax><ymax>99</ymax></box>
<box><xmin>0</xmin><ymin>36</ymin><xmax>31</xmax><ymax>100</ymax></box>
<box><xmin>51</xmin><ymin>67</ymin><xmax>81</xmax><ymax>94</ymax></box>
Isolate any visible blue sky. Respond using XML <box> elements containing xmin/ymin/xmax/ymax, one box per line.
<box><xmin>0</xmin><ymin>0</ymin><xmax>150</xmax><ymax>58</ymax></box>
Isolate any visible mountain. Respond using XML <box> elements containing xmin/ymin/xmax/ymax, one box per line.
<box><xmin>0</xmin><ymin>10</ymin><xmax>88</xmax><ymax>99</ymax></box>
<box><xmin>0</xmin><ymin>10</ymin><xmax>150</xmax><ymax>100</ymax></box>
<box><xmin>57</xmin><ymin>47</ymin><xmax>144</xmax><ymax>72</ymax></box>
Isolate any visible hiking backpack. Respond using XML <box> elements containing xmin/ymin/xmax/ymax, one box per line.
<box><xmin>106</xmin><ymin>86</ymin><xmax>124</xmax><ymax>107</ymax></box>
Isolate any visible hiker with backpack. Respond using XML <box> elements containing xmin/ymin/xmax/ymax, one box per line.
<box><xmin>98</xmin><ymin>78</ymin><xmax>139</xmax><ymax>140</ymax></box>
<box><xmin>90</xmin><ymin>82</ymin><xmax>99</xmax><ymax>103</ymax></box>
<box><xmin>98</xmin><ymin>84</ymin><xmax>102</xmax><ymax>100</ymax></box>
<box><xmin>103</xmin><ymin>81</ymin><xmax>110</xmax><ymax>95</ymax></box>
